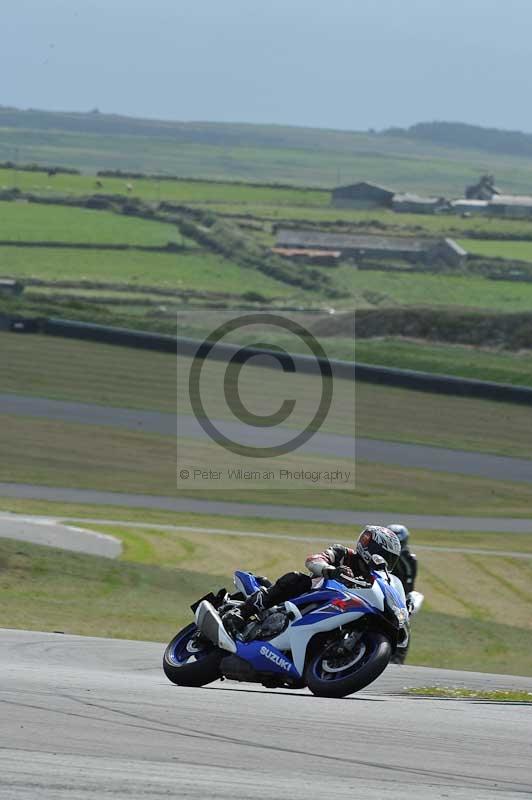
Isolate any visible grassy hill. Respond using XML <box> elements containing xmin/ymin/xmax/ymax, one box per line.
<box><xmin>4</xmin><ymin>107</ymin><xmax>532</xmax><ymax>193</ymax></box>
<box><xmin>385</xmin><ymin>121</ymin><xmax>532</xmax><ymax>159</ymax></box>
<box><xmin>1</xmin><ymin>147</ymin><xmax>532</xmax><ymax>375</ymax></box>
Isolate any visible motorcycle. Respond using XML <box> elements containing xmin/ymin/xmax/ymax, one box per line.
<box><xmin>163</xmin><ymin>555</ymin><xmax>421</xmax><ymax>698</ymax></box>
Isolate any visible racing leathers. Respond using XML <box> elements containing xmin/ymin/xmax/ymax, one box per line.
<box><xmin>305</xmin><ymin>543</ymin><xmax>372</xmax><ymax>584</ymax></box>
<box><xmin>393</xmin><ymin>545</ymin><xmax>418</xmax><ymax>595</ymax></box>
<box><xmin>391</xmin><ymin>545</ymin><xmax>418</xmax><ymax>664</ymax></box>
<box><xmin>223</xmin><ymin>544</ymin><xmax>370</xmax><ymax>635</ymax></box>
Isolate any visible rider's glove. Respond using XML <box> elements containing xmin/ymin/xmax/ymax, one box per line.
<box><xmin>324</xmin><ymin>566</ymin><xmax>354</xmax><ymax>581</ymax></box>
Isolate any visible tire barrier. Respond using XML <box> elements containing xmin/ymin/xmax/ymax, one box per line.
<box><xmin>43</xmin><ymin>318</ymin><xmax>177</xmax><ymax>353</ymax></box>
<box><xmin>4</xmin><ymin>315</ymin><xmax>532</xmax><ymax>405</ymax></box>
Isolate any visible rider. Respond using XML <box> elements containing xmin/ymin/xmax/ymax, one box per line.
<box><xmin>387</xmin><ymin>523</ymin><xmax>418</xmax><ymax>664</ymax></box>
<box><xmin>223</xmin><ymin>525</ymin><xmax>401</xmax><ymax>636</ymax></box>
<box><xmin>387</xmin><ymin>523</ymin><xmax>418</xmax><ymax>596</ymax></box>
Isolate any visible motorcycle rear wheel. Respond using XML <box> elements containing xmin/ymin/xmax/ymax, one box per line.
<box><xmin>163</xmin><ymin>623</ymin><xmax>222</xmax><ymax>687</ymax></box>
<box><xmin>305</xmin><ymin>631</ymin><xmax>391</xmax><ymax>698</ymax></box>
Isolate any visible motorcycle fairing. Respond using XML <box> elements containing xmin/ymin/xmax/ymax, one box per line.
<box><xmin>279</xmin><ymin>609</ymin><xmax>368</xmax><ymax>676</ymax></box>
<box><xmin>374</xmin><ymin>572</ymin><xmax>406</xmax><ymax>608</ymax></box>
<box><xmin>227</xmin><ymin>571</ymin><xmax>408</xmax><ymax>679</ymax></box>
<box><xmin>234</xmin><ymin>640</ymin><xmax>301</xmax><ymax>679</ymax></box>
<box><xmin>234</xmin><ymin>570</ymin><xmax>261</xmax><ymax>597</ymax></box>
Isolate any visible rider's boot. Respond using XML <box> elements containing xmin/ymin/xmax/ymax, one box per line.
<box><xmin>223</xmin><ymin>572</ymin><xmax>312</xmax><ymax>637</ymax></box>
<box><xmin>223</xmin><ymin>588</ymin><xmax>269</xmax><ymax>636</ymax></box>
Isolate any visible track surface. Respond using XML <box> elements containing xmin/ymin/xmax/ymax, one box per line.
<box><xmin>3</xmin><ymin>392</ymin><xmax>532</xmax><ymax>482</ymax></box>
<box><xmin>0</xmin><ymin>512</ymin><xmax>121</xmax><ymax>557</ymax></box>
<box><xmin>3</xmin><ymin>481</ymin><xmax>532</xmax><ymax>532</ymax></box>
<box><xmin>1</xmin><ymin>629</ymin><xmax>531</xmax><ymax>799</ymax></box>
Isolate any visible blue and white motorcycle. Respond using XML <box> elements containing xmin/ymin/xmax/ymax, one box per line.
<box><xmin>163</xmin><ymin>556</ymin><xmax>418</xmax><ymax>697</ymax></box>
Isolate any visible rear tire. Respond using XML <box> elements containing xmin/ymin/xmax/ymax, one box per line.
<box><xmin>305</xmin><ymin>631</ymin><xmax>392</xmax><ymax>698</ymax></box>
<box><xmin>163</xmin><ymin>623</ymin><xmax>222</xmax><ymax>687</ymax></box>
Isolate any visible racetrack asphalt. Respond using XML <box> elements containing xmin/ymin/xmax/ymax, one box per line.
<box><xmin>3</xmin><ymin>392</ymin><xmax>532</xmax><ymax>483</ymax></box>
<box><xmin>2</xmin><ymin>481</ymin><xmax>532</xmax><ymax>532</ymax></box>
<box><xmin>1</xmin><ymin>628</ymin><xmax>531</xmax><ymax>799</ymax></box>
<box><xmin>0</xmin><ymin>512</ymin><xmax>121</xmax><ymax>557</ymax></box>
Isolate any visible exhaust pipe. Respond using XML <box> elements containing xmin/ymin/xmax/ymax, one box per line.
<box><xmin>195</xmin><ymin>600</ymin><xmax>237</xmax><ymax>653</ymax></box>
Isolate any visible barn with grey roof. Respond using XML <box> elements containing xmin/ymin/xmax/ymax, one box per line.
<box><xmin>331</xmin><ymin>182</ymin><xmax>395</xmax><ymax>209</ymax></box>
<box><xmin>275</xmin><ymin>229</ymin><xmax>467</xmax><ymax>266</ymax></box>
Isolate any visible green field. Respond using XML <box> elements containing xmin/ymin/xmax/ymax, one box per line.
<box><xmin>0</xmin><ymin>168</ymin><xmax>327</xmax><ymax>207</ymax></box>
<box><xmin>6</xmin><ymin>244</ymin><xmax>532</xmax><ymax>321</ymax></box>
<box><xmin>0</xmin><ymin>201</ymin><xmax>182</xmax><ymax>245</ymax></box>
<box><xmin>2</xmin><ymin>408</ymin><xmax>532</xmax><ymax>517</ymax></box>
<box><xmin>458</xmin><ymin>238</ymin><xmax>532</xmax><ymax>261</ymax></box>
<box><xmin>3</xmin><ymin>332</ymin><xmax>532</xmax><ymax>457</ymax></box>
<box><xmin>0</xmin><ymin>246</ymin><xmax>294</xmax><ymax>296</ymax></box>
<box><xmin>355</xmin><ymin>339</ymin><xmax>532</xmax><ymax>387</ymax></box>
<box><xmin>333</xmin><ymin>266</ymin><xmax>532</xmax><ymax>310</ymax></box>
<box><xmin>7</xmin><ymin>113</ymin><xmax>532</xmax><ymax>194</ymax></box>
<box><xmin>2</xmin><ymin>178</ymin><xmax>532</xmax><ymax>354</ymax></box>
<box><xmin>6</xmin><ymin>165</ymin><xmax>532</xmax><ymax>243</ymax></box>
<box><xmin>191</xmin><ymin>200</ymin><xmax>532</xmax><ymax>236</ymax></box>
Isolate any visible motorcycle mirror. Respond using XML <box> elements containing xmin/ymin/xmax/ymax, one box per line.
<box><xmin>371</xmin><ymin>554</ymin><xmax>391</xmax><ymax>582</ymax></box>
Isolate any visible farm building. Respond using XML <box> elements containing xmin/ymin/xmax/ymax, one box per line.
<box><xmin>488</xmin><ymin>195</ymin><xmax>532</xmax><ymax>218</ymax></box>
<box><xmin>392</xmin><ymin>193</ymin><xmax>449</xmax><ymax>214</ymax></box>
<box><xmin>331</xmin><ymin>182</ymin><xmax>395</xmax><ymax>209</ymax></box>
<box><xmin>0</xmin><ymin>278</ymin><xmax>23</xmax><ymax>296</ymax></box>
<box><xmin>274</xmin><ymin>229</ymin><xmax>467</xmax><ymax>267</ymax></box>
<box><xmin>465</xmin><ymin>174</ymin><xmax>500</xmax><ymax>200</ymax></box>
<box><xmin>453</xmin><ymin>195</ymin><xmax>532</xmax><ymax>218</ymax></box>
<box><xmin>271</xmin><ymin>247</ymin><xmax>341</xmax><ymax>266</ymax></box>
<box><xmin>451</xmin><ymin>199</ymin><xmax>490</xmax><ymax>215</ymax></box>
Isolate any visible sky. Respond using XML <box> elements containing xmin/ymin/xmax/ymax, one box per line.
<box><xmin>2</xmin><ymin>0</ymin><xmax>532</xmax><ymax>132</ymax></box>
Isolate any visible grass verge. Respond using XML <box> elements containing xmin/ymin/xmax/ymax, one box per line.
<box><xmin>3</xmin><ymin>413</ymin><xmax>532</xmax><ymax>515</ymax></box>
<box><xmin>355</xmin><ymin>338</ymin><xmax>532</xmax><ymax>388</ymax></box>
<box><xmin>1</xmin><ymin>533</ymin><xmax>531</xmax><ymax>675</ymax></box>
<box><xmin>2</xmin><ymin>497</ymin><xmax>532</xmax><ymax>550</ymax></box>
<box><xmin>80</xmin><ymin>524</ymin><xmax>532</xmax><ymax>631</ymax></box>
<box><xmin>0</xmin><ymin>536</ymin><xmax>224</xmax><ymax>641</ymax></box>
<box><xmin>3</xmin><ymin>333</ymin><xmax>532</xmax><ymax>458</ymax></box>
<box><xmin>405</xmin><ymin>687</ymin><xmax>532</xmax><ymax>701</ymax></box>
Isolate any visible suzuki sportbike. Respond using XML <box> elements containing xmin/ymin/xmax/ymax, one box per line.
<box><xmin>163</xmin><ymin>556</ymin><xmax>422</xmax><ymax>698</ymax></box>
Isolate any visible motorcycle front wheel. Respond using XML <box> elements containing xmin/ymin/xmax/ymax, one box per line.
<box><xmin>305</xmin><ymin>631</ymin><xmax>392</xmax><ymax>698</ymax></box>
<box><xmin>163</xmin><ymin>623</ymin><xmax>222</xmax><ymax>687</ymax></box>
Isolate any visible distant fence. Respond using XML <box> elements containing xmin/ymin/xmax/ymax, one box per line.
<box><xmin>3</xmin><ymin>314</ymin><xmax>532</xmax><ymax>405</ymax></box>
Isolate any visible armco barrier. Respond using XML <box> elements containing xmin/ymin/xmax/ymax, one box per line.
<box><xmin>43</xmin><ymin>318</ymin><xmax>177</xmax><ymax>353</ymax></box>
<box><xmin>6</xmin><ymin>316</ymin><xmax>532</xmax><ymax>405</ymax></box>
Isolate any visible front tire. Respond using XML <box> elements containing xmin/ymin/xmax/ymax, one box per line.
<box><xmin>305</xmin><ymin>631</ymin><xmax>392</xmax><ymax>698</ymax></box>
<box><xmin>163</xmin><ymin>623</ymin><xmax>222</xmax><ymax>687</ymax></box>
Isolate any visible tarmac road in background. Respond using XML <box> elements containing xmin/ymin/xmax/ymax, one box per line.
<box><xmin>2</xmin><ymin>393</ymin><xmax>532</xmax><ymax>482</ymax></box>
